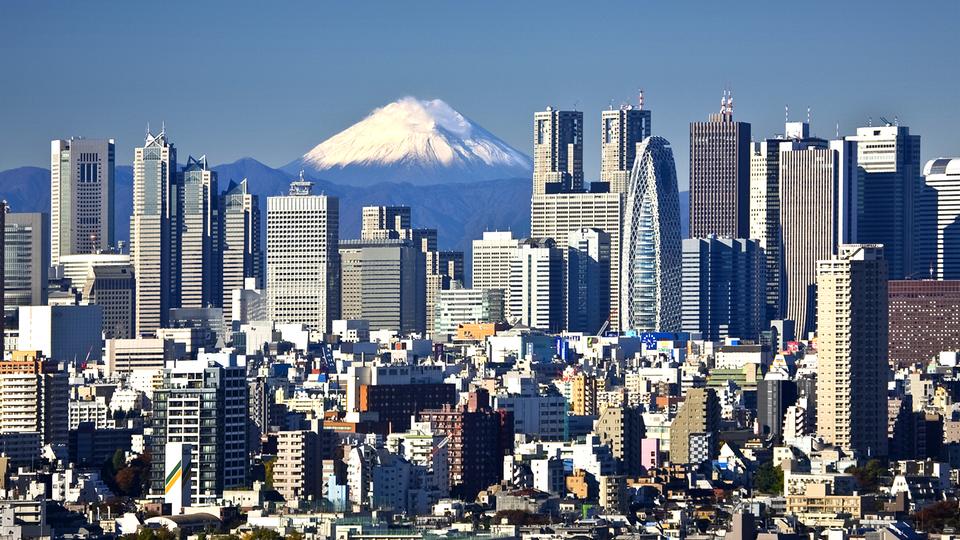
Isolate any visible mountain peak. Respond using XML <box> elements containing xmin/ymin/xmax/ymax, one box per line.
<box><xmin>286</xmin><ymin>97</ymin><xmax>532</xmax><ymax>186</ymax></box>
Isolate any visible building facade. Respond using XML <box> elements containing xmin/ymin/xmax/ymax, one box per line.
<box><xmin>921</xmin><ymin>158</ymin><xmax>960</xmax><ymax>278</ymax></box>
<box><xmin>888</xmin><ymin>280</ymin><xmax>960</xmax><ymax>366</ymax></box>
<box><xmin>532</xmin><ymin>108</ymin><xmax>583</xmax><ymax>194</ymax></box>
<box><xmin>3</xmin><ymin>213</ymin><xmax>49</xmax><ymax>316</ymax></box>
<box><xmin>131</xmin><ymin>129</ymin><xmax>178</xmax><ymax>336</ymax></box>
<box><xmin>220</xmin><ymin>179</ymin><xmax>262</xmax><ymax>315</ymax></box>
<box><xmin>266</xmin><ymin>177</ymin><xmax>340</xmax><ymax>333</ymax></box>
<box><xmin>600</xmin><ymin>105</ymin><xmax>652</xmax><ymax>194</ymax></box>
<box><xmin>50</xmin><ymin>138</ymin><xmax>115</xmax><ymax>264</ymax></box>
<box><xmin>816</xmin><ymin>245</ymin><xmax>888</xmax><ymax>457</ymax></box>
<box><xmin>620</xmin><ymin>136</ymin><xmax>683</xmax><ymax>332</ymax></box>
<box><xmin>566</xmin><ymin>228</ymin><xmax>610</xmax><ymax>334</ymax></box>
<box><xmin>688</xmin><ymin>95</ymin><xmax>751</xmax><ymax>238</ymax></box>
<box><xmin>507</xmin><ymin>239</ymin><xmax>563</xmax><ymax>333</ymax></box>
<box><xmin>339</xmin><ymin>239</ymin><xmax>426</xmax><ymax>335</ymax></box>
<box><xmin>681</xmin><ymin>236</ymin><xmax>764</xmax><ymax>341</ymax></box>
<box><xmin>178</xmin><ymin>156</ymin><xmax>219</xmax><ymax>309</ymax></box>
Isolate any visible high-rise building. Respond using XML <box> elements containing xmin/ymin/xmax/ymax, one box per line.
<box><xmin>58</xmin><ymin>253</ymin><xmax>130</xmax><ymax>296</ymax></box>
<box><xmin>471</xmin><ymin>231</ymin><xmax>519</xmax><ymax>292</ymax></box>
<box><xmin>150</xmin><ymin>353</ymin><xmax>247</xmax><ymax>505</ymax></box>
<box><xmin>688</xmin><ymin>93</ymin><xmax>751</xmax><ymax>238</ymax></box>
<box><xmin>669</xmin><ymin>387</ymin><xmax>721</xmax><ymax>464</ymax></box>
<box><xmin>507</xmin><ymin>238</ymin><xmax>563</xmax><ymax>332</ymax></box>
<box><xmin>888</xmin><ymin>280</ymin><xmax>960</xmax><ymax>366</ymax></box>
<box><xmin>681</xmin><ymin>236</ymin><xmax>764</xmax><ymax>341</ymax></box>
<box><xmin>361</xmin><ymin>206</ymin><xmax>411</xmax><ymax>240</ymax></box>
<box><xmin>600</xmin><ymin>104</ymin><xmax>652</xmax><ymax>194</ymax></box>
<box><xmin>220</xmin><ymin>179</ymin><xmax>262</xmax><ymax>314</ymax></box>
<box><xmin>178</xmin><ymin>156</ymin><xmax>219</xmax><ymax>309</ymax></box>
<box><xmin>50</xmin><ymin>138</ymin><xmax>115</xmax><ymax>264</ymax></box>
<box><xmin>594</xmin><ymin>405</ymin><xmax>645</xmax><ymax>476</ymax></box>
<box><xmin>533</xmin><ymin>108</ymin><xmax>583</xmax><ymax>194</ymax></box>
<box><xmin>433</xmin><ymin>284</ymin><xmax>504</xmax><ymax>337</ymax></box>
<box><xmin>757</xmin><ymin>377</ymin><xmax>798</xmax><ymax>444</ymax></box>
<box><xmin>339</xmin><ymin>239</ymin><xmax>426</xmax><ymax>335</ymax></box>
<box><xmin>131</xmin><ymin>128</ymin><xmax>178</xmax><ymax>336</ymax></box>
<box><xmin>82</xmin><ymin>264</ymin><xmax>135</xmax><ymax>339</ymax></box>
<box><xmin>3</xmin><ymin>213</ymin><xmax>49</xmax><ymax>316</ymax></box>
<box><xmin>566</xmin><ymin>228</ymin><xmax>610</xmax><ymax>333</ymax></box>
<box><xmin>0</xmin><ymin>352</ymin><xmax>68</xmax><ymax>450</ymax></box>
<box><xmin>530</xmin><ymin>192</ymin><xmax>622</xmax><ymax>329</ymax></box>
<box><xmin>847</xmin><ymin>124</ymin><xmax>922</xmax><ymax>279</ymax></box>
<box><xmin>921</xmin><ymin>158</ymin><xmax>960</xmax><ymax>278</ymax></box>
<box><xmin>779</xmin><ymin>137</ymin><xmax>858</xmax><ymax>338</ymax></box>
<box><xmin>816</xmin><ymin>244</ymin><xmax>888</xmax><ymax>457</ymax></box>
<box><xmin>750</xmin><ymin>135</ymin><xmax>786</xmax><ymax>322</ymax></box>
<box><xmin>274</xmin><ymin>430</ymin><xmax>334</xmax><ymax>503</ymax></box>
<box><xmin>621</xmin><ymin>136</ymin><xmax>683</xmax><ymax>332</ymax></box>
<box><xmin>418</xmin><ymin>390</ymin><xmax>512</xmax><ymax>500</ymax></box>
<box><xmin>266</xmin><ymin>176</ymin><xmax>340</xmax><ymax>333</ymax></box>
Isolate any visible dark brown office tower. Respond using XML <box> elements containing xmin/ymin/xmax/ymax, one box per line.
<box><xmin>358</xmin><ymin>381</ymin><xmax>457</xmax><ymax>433</ymax></box>
<box><xmin>688</xmin><ymin>92</ymin><xmax>751</xmax><ymax>238</ymax></box>
<box><xmin>888</xmin><ymin>280</ymin><xmax>960</xmax><ymax>366</ymax></box>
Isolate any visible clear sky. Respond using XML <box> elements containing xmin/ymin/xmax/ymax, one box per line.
<box><xmin>2</xmin><ymin>0</ymin><xmax>958</xmax><ymax>189</ymax></box>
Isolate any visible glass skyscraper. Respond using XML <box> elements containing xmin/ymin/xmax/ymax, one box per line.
<box><xmin>620</xmin><ymin>136</ymin><xmax>682</xmax><ymax>332</ymax></box>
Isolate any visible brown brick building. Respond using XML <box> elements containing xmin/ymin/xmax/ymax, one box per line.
<box><xmin>888</xmin><ymin>280</ymin><xmax>960</xmax><ymax>366</ymax></box>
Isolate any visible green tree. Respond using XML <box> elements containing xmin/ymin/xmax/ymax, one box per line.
<box><xmin>263</xmin><ymin>457</ymin><xmax>277</xmax><ymax>489</ymax></box>
<box><xmin>913</xmin><ymin>500</ymin><xmax>960</xmax><ymax>533</ymax></box>
<box><xmin>243</xmin><ymin>529</ymin><xmax>282</xmax><ymax>540</ymax></box>
<box><xmin>754</xmin><ymin>461</ymin><xmax>784</xmax><ymax>494</ymax></box>
<box><xmin>844</xmin><ymin>459</ymin><xmax>885</xmax><ymax>492</ymax></box>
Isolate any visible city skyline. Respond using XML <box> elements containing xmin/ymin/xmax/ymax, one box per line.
<box><xmin>2</xmin><ymin>1</ymin><xmax>959</xmax><ymax>189</ymax></box>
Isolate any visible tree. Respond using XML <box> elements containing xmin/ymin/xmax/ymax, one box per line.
<box><xmin>242</xmin><ymin>529</ymin><xmax>281</xmax><ymax>540</ymax></box>
<box><xmin>912</xmin><ymin>500</ymin><xmax>960</xmax><ymax>533</ymax></box>
<box><xmin>263</xmin><ymin>457</ymin><xmax>277</xmax><ymax>489</ymax></box>
<box><xmin>845</xmin><ymin>459</ymin><xmax>885</xmax><ymax>492</ymax></box>
<box><xmin>754</xmin><ymin>461</ymin><xmax>783</xmax><ymax>494</ymax></box>
<box><xmin>121</xmin><ymin>528</ymin><xmax>178</xmax><ymax>540</ymax></box>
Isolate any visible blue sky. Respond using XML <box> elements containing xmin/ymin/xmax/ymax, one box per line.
<box><xmin>1</xmin><ymin>1</ymin><xmax>958</xmax><ymax>189</ymax></box>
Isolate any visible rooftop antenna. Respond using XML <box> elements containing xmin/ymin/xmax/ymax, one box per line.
<box><xmin>720</xmin><ymin>90</ymin><xmax>727</xmax><ymax>114</ymax></box>
<box><xmin>894</xmin><ymin>115</ymin><xmax>899</xmax><ymax>127</ymax></box>
<box><xmin>638</xmin><ymin>89</ymin><xmax>644</xmax><ymax>110</ymax></box>
<box><xmin>145</xmin><ymin>122</ymin><xmax>151</xmax><ymax>139</ymax></box>
<box><xmin>608</xmin><ymin>99</ymin><xmax>614</xmax><ymax>110</ymax></box>
<box><xmin>785</xmin><ymin>105</ymin><xmax>789</xmax><ymax>123</ymax></box>
<box><xmin>868</xmin><ymin>116</ymin><xmax>873</xmax><ymax>127</ymax></box>
<box><xmin>806</xmin><ymin>107</ymin><xmax>811</xmax><ymax>125</ymax></box>
<box><xmin>573</xmin><ymin>100</ymin><xmax>579</xmax><ymax>111</ymax></box>
<box><xmin>836</xmin><ymin>121</ymin><xmax>840</xmax><ymax>139</ymax></box>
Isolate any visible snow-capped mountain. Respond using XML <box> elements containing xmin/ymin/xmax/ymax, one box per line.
<box><xmin>285</xmin><ymin>97</ymin><xmax>532</xmax><ymax>185</ymax></box>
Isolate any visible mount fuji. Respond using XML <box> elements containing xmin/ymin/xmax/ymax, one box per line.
<box><xmin>284</xmin><ymin>97</ymin><xmax>532</xmax><ymax>185</ymax></box>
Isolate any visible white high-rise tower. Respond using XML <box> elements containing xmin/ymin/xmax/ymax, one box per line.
<box><xmin>50</xmin><ymin>138</ymin><xmax>115</xmax><ymax>264</ymax></box>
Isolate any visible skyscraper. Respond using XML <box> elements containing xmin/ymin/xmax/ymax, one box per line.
<box><xmin>688</xmin><ymin>92</ymin><xmax>751</xmax><ymax>238</ymax></box>
<box><xmin>887</xmin><ymin>280</ymin><xmax>960</xmax><ymax>367</ymax></box>
<box><xmin>508</xmin><ymin>238</ymin><xmax>563</xmax><ymax>332</ymax></box>
<box><xmin>530</xmin><ymin>192</ymin><xmax>622</xmax><ymax>329</ymax></box>
<box><xmin>3</xmin><ymin>212</ymin><xmax>49</xmax><ymax>315</ymax></box>
<box><xmin>847</xmin><ymin>124</ymin><xmax>922</xmax><ymax>279</ymax></box>
<box><xmin>600</xmin><ymin>104</ymin><xmax>652</xmax><ymax>194</ymax></box>
<box><xmin>178</xmin><ymin>156</ymin><xmax>219</xmax><ymax>309</ymax></box>
<box><xmin>681</xmin><ymin>236</ymin><xmax>764</xmax><ymax>341</ymax></box>
<box><xmin>471</xmin><ymin>231</ymin><xmax>519</xmax><ymax>292</ymax></box>
<box><xmin>566</xmin><ymin>228</ymin><xmax>610</xmax><ymax>334</ymax></box>
<box><xmin>750</xmin><ymin>135</ymin><xmax>785</xmax><ymax>322</ymax></box>
<box><xmin>131</xmin><ymin>128</ymin><xmax>178</xmax><ymax>336</ymax></box>
<box><xmin>621</xmin><ymin>136</ymin><xmax>683</xmax><ymax>332</ymax></box>
<box><xmin>266</xmin><ymin>175</ymin><xmax>340</xmax><ymax>333</ymax></box>
<box><xmin>779</xmin><ymin>137</ymin><xmax>858</xmax><ymax>338</ymax></box>
<box><xmin>921</xmin><ymin>158</ymin><xmax>960</xmax><ymax>278</ymax></box>
<box><xmin>532</xmin><ymin>108</ymin><xmax>583</xmax><ymax>194</ymax></box>
<box><xmin>339</xmin><ymin>239</ymin><xmax>426</xmax><ymax>335</ymax></box>
<box><xmin>361</xmin><ymin>206</ymin><xmax>411</xmax><ymax>239</ymax></box>
<box><xmin>220</xmin><ymin>179</ymin><xmax>262</xmax><ymax>314</ymax></box>
<box><xmin>816</xmin><ymin>244</ymin><xmax>888</xmax><ymax>457</ymax></box>
<box><xmin>82</xmin><ymin>264</ymin><xmax>135</xmax><ymax>339</ymax></box>
<box><xmin>50</xmin><ymin>138</ymin><xmax>115</xmax><ymax>264</ymax></box>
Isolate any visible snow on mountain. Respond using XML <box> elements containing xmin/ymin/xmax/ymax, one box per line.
<box><xmin>285</xmin><ymin>97</ymin><xmax>532</xmax><ymax>185</ymax></box>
